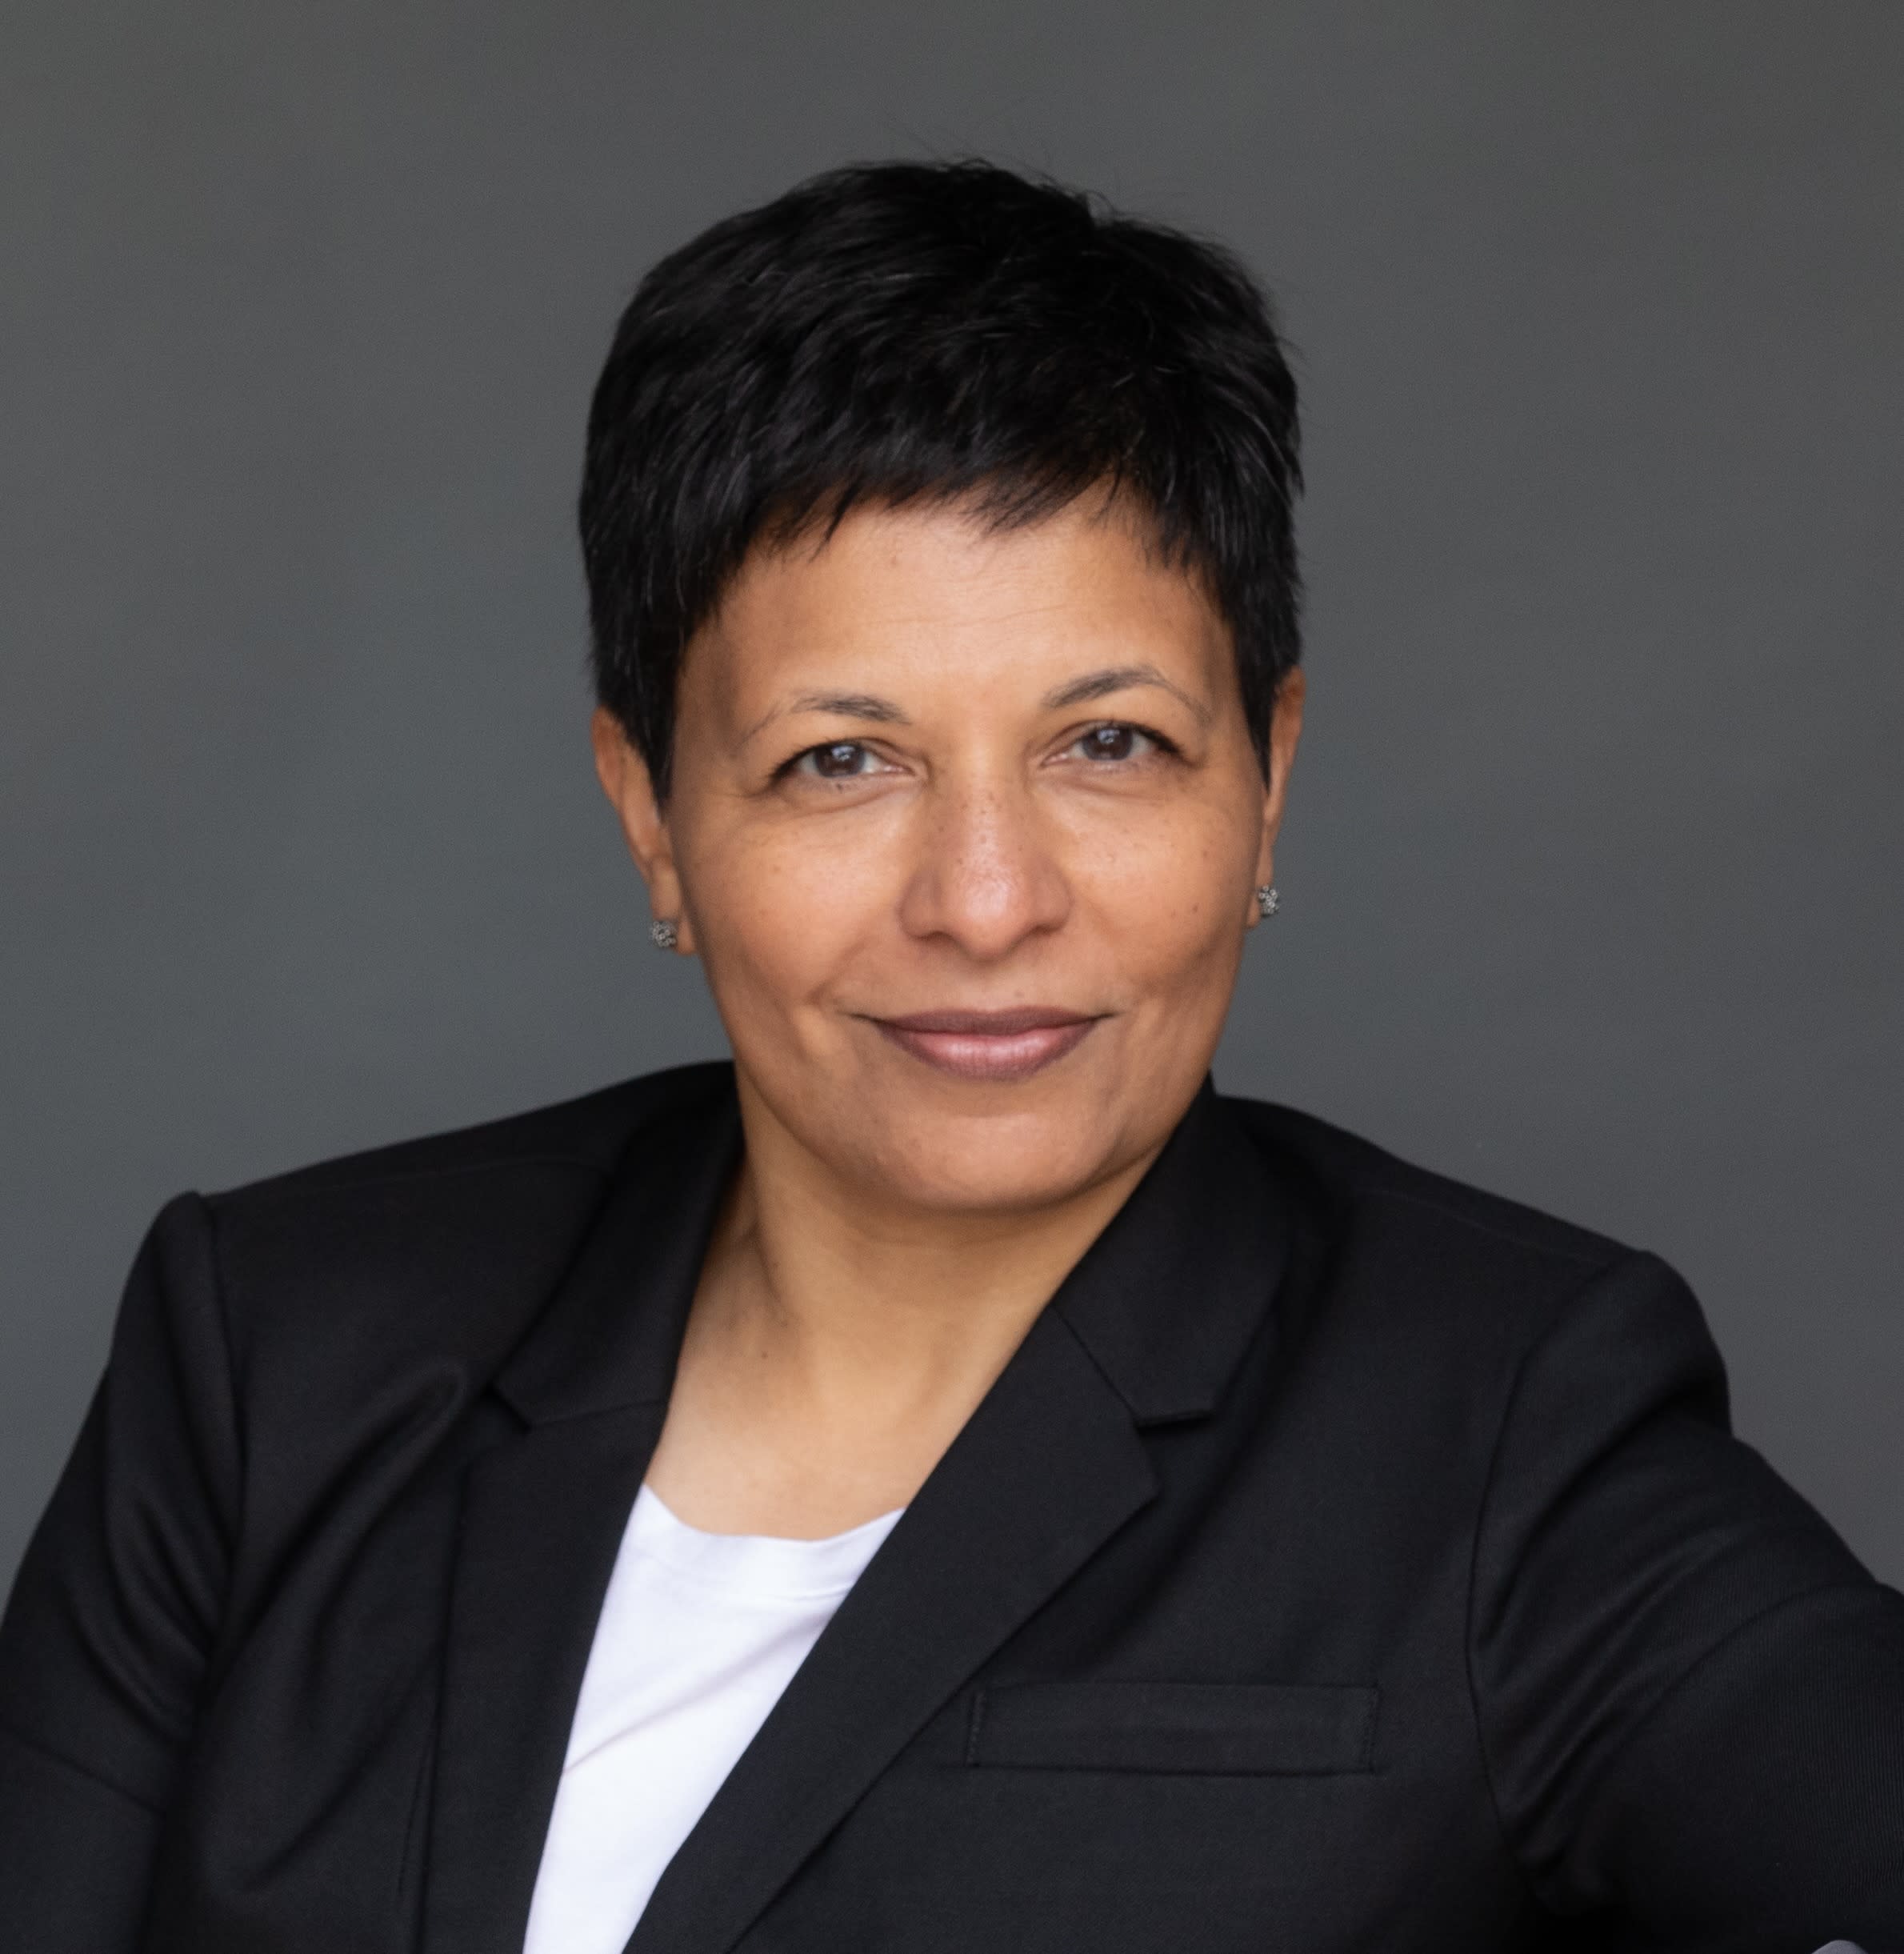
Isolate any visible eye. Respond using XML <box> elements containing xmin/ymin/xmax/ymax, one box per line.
<box><xmin>1062</xmin><ymin>722</ymin><xmax>1175</xmax><ymax>766</ymax></box>
<box><xmin>782</xmin><ymin>739</ymin><xmax>895</xmax><ymax>782</ymax></box>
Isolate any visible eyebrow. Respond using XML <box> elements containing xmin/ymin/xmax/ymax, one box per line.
<box><xmin>738</xmin><ymin>691</ymin><xmax>912</xmax><ymax>750</ymax></box>
<box><xmin>1042</xmin><ymin>664</ymin><xmax>1213</xmax><ymax>725</ymax></box>
<box><xmin>738</xmin><ymin>664</ymin><xmax>1210</xmax><ymax>751</ymax></box>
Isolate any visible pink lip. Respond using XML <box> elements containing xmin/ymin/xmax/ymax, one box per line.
<box><xmin>870</xmin><ymin>1007</ymin><xmax>1101</xmax><ymax>1082</ymax></box>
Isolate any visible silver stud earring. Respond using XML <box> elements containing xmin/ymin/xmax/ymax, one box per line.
<box><xmin>1255</xmin><ymin>885</ymin><xmax>1280</xmax><ymax>920</ymax></box>
<box><xmin>650</xmin><ymin>918</ymin><xmax>679</xmax><ymax>951</ymax></box>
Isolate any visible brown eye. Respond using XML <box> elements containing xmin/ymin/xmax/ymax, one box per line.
<box><xmin>1070</xmin><ymin>723</ymin><xmax>1166</xmax><ymax>764</ymax></box>
<box><xmin>1082</xmin><ymin>726</ymin><xmax>1136</xmax><ymax>762</ymax></box>
<box><xmin>790</xmin><ymin>740</ymin><xmax>881</xmax><ymax>780</ymax></box>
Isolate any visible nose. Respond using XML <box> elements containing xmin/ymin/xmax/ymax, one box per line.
<box><xmin>896</xmin><ymin>775</ymin><xmax>1071</xmax><ymax>959</ymax></box>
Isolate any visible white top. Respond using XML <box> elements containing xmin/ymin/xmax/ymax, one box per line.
<box><xmin>522</xmin><ymin>1484</ymin><xmax>905</xmax><ymax>1954</ymax></box>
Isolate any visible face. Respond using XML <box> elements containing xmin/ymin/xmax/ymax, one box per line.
<box><xmin>594</xmin><ymin>495</ymin><xmax>1303</xmax><ymax>1218</ymax></box>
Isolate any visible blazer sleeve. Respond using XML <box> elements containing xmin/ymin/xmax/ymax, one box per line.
<box><xmin>0</xmin><ymin>1193</ymin><xmax>240</xmax><ymax>1951</ymax></box>
<box><xmin>1468</xmin><ymin>1249</ymin><xmax>1904</xmax><ymax>1948</ymax></box>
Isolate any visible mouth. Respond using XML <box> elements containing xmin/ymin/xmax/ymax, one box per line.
<box><xmin>868</xmin><ymin>1007</ymin><xmax>1102</xmax><ymax>1083</ymax></box>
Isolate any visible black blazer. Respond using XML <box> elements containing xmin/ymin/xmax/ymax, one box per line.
<box><xmin>2</xmin><ymin>1063</ymin><xmax>1901</xmax><ymax>1952</ymax></box>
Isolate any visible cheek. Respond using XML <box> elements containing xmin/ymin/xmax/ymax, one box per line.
<box><xmin>1069</xmin><ymin>795</ymin><xmax>1255</xmax><ymax>971</ymax></box>
<box><xmin>680</xmin><ymin>815</ymin><xmax>898</xmax><ymax>1021</ymax></box>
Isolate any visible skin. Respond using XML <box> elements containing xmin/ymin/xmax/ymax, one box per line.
<box><xmin>593</xmin><ymin>492</ymin><xmax>1304</xmax><ymax>1537</ymax></box>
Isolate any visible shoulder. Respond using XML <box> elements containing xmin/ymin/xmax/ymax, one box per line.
<box><xmin>207</xmin><ymin>1059</ymin><xmax>730</xmax><ymax>1206</ymax></box>
<box><xmin>187</xmin><ymin>1060</ymin><xmax>731</xmax><ymax>1385</ymax></box>
<box><xmin>1225</xmin><ymin>1091</ymin><xmax>1629</xmax><ymax>1270</ymax></box>
<box><xmin>1218</xmin><ymin>1092</ymin><xmax>1707</xmax><ymax>1383</ymax></box>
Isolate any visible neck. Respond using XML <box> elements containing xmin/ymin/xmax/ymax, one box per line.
<box><xmin>644</xmin><ymin>1071</ymin><xmax>1162</xmax><ymax>1536</ymax></box>
<box><xmin>711</xmin><ymin>1087</ymin><xmax>1158</xmax><ymax>1401</ymax></box>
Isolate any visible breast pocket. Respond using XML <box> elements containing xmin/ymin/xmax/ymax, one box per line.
<box><xmin>964</xmin><ymin>1680</ymin><xmax>1379</xmax><ymax>1776</ymax></box>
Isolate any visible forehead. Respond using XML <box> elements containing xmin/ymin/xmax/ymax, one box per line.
<box><xmin>681</xmin><ymin>495</ymin><xmax>1235</xmax><ymax>714</ymax></box>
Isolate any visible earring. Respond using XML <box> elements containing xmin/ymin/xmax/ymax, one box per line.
<box><xmin>1255</xmin><ymin>885</ymin><xmax>1280</xmax><ymax>920</ymax></box>
<box><xmin>650</xmin><ymin>918</ymin><xmax>679</xmax><ymax>951</ymax></box>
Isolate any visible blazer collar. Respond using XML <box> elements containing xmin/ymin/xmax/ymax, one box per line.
<box><xmin>491</xmin><ymin>1071</ymin><xmax>742</xmax><ymax>1424</ymax></box>
<box><xmin>494</xmin><ymin>1064</ymin><xmax>1287</xmax><ymax>1432</ymax></box>
<box><xmin>1050</xmin><ymin>1075</ymin><xmax>1290</xmax><ymax>1423</ymax></box>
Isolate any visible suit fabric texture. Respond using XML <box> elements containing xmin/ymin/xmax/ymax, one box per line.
<box><xmin>2</xmin><ymin>1061</ymin><xmax>1901</xmax><ymax>1952</ymax></box>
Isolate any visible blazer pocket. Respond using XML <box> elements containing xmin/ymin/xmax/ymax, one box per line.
<box><xmin>966</xmin><ymin>1680</ymin><xmax>1378</xmax><ymax>1776</ymax></box>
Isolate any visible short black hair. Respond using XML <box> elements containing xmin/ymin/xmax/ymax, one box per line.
<box><xmin>581</xmin><ymin>159</ymin><xmax>1302</xmax><ymax>799</ymax></box>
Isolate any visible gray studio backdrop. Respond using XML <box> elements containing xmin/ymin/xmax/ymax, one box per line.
<box><xmin>4</xmin><ymin>3</ymin><xmax>1901</xmax><ymax>1592</ymax></box>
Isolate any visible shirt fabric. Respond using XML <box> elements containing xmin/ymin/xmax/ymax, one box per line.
<box><xmin>522</xmin><ymin>1484</ymin><xmax>905</xmax><ymax>1954</ymax></box>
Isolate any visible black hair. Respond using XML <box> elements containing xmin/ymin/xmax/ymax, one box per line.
<box><xmin>580</xmin><ymin>159</ymin><xmax>1302</xmax><ymax>799</ymax></box>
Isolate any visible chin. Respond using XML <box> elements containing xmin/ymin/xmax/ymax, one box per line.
<box><xmin>740</xmin><ymin>1029</ymin><xmax>1196</xmax><ymax>1216</ymax></box>
<box><xmin>851</xmin><ymin>1105</ymin><xmax>1134</xmax><ymax>1215</ymax></box>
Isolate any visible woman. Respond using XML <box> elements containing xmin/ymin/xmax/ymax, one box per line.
<box><xmin>2</xmin><ymin>161</ymin><xmax>1899</xmax><ymax>1954</ymax></box>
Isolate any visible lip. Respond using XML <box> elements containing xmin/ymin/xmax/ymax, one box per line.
<box><xmin>870</xmin><ymin>1007</ymin><xmax>1102</xmax><ymax>1083</ymax></box>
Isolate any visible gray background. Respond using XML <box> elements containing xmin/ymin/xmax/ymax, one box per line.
<box><xmin>3</xmin><ymin>2</ymin><xmax>1900</xmax><ymax>1592</ymax></box>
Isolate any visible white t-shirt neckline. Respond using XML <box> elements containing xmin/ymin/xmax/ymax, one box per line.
<box><xmin>625</xmin><ymin>1484</ymin><xmax>906</xmax><ymax>1600</ymax></box>
<box><xmin>523</xmin><ymin>1480</ymin><xmax>905</xmax><ymax>1954</ymax></box>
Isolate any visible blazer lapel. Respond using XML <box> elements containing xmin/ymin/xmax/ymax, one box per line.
<box><xmin>420</xmin><ymin>1079</ymin><xmax>743</xmax><ymax>1954</ymax></box>
<box><xmin>419</xmin><ymin>1403</ymin><xmax>664</xmax><ymax>1954</ymax></box>
<box><xmin>625</xmin><ymin>1082</ymin><xmax>1289</xmax><ymax>1954</ymax></box>
<box><xmin>624</xmin><ymin>1301</ymin><xmax>1158</xmax><ymax>1954</ymax></box>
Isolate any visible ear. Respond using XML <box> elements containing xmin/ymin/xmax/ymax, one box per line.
<box><xmin>1247</xmin><ymin>668</ymin><xmax>1306</xmax><ymax>926</ymax></box>
<box><xmin>590</xmin><ymin>707</ymin><xmax>695</xmax><ymax>954</ymax></box>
